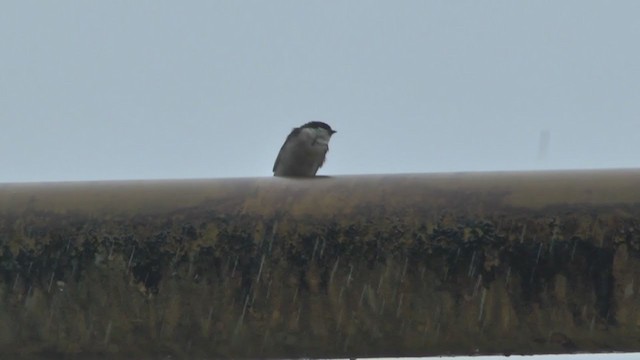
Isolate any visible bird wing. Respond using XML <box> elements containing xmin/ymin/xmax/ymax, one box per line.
<box><xmin>272</xmin><ymin>128</ymin><xmax>301</xmax><ymax>173</ymax></box>
<box><xmin>310</xmin><ymin>146</ymin><xmax>329</xmax><ymax>175</ymax></box>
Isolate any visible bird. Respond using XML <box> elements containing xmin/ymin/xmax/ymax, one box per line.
<box><xmin>273</xmin><ymin>121</ymin><xmax>337</xmax><ymax>177</ymax></box>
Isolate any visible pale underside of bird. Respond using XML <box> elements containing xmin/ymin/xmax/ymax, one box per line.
<box><xmin>273</xmin><ymin>122</ymin><xmax>336</xmax><ymax>177</ymax></box>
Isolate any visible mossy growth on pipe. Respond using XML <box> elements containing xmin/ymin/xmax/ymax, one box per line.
<box><xmin>0</xmin><ymin>170</ymin><xmax>640</xmax><ymax>358</ymax></box>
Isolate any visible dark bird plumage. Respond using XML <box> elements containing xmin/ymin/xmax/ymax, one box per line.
<box><xmin>273</xmin><ymin>122</ymin><xmax>337</xmax><ymax>177</ymax></box>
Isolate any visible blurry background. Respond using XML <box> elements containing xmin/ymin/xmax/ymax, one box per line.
<box><xmin>1</xmin><ymin>1</ymin><xmax>639</xmax><ymax>358</ymax></box>
<box><xmin>1</xmin><ymin>1</ymin><xmax>639</xmax><ymax>183</ymax></box>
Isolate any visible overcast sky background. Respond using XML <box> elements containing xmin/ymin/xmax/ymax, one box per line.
<box><xmin>2</xmin><ymin>1</ymin><xmax>639</xmax><ymax>183</ymax></box>
<box><xmin>1</xmin><ymin>1</ymin><xmax>639</xmax><ymax>359</ymax></box>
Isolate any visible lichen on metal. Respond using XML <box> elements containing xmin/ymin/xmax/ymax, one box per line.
<box><xmin>0</xmin><ymin>169</ymin><xmax>640</xmax><ymax>358</ymax></box>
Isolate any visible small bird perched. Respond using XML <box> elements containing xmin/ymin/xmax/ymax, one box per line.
<box><xmin>273</xmin><ymin>121</ymin><xmax>337</xmax><ymax>177</ymax></box>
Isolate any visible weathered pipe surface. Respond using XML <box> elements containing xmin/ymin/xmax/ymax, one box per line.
<box><xmin>1</xmin><ymin>170</ymin><xmax>640</xmax><ymax>358</ymax></box>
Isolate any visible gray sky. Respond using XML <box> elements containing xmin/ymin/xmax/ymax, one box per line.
<box><xmin>2</xmin><ymin>1</ymin><xmax>639</xmax><ymax>183</ymax></box>
<box><xmin>1</xmin><ymin>2</ymin><xmax>639</xmax><ymax>358</ymax></box>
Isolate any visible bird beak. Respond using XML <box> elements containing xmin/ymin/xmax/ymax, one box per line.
<box><xmin>331</xmin><ymin>130</ymin><xmax>337</xmax><ymax>134</ymax></box>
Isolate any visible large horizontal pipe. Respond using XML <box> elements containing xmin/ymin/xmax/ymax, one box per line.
<box><xmin>1</xmin><ymin>169</ymin><xmax>640</xmax><ymax>358</ymax></box>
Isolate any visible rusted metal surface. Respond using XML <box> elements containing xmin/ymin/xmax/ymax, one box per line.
<box><xmin>1</xmin><ymin>169</ymin><xmax>640</xmax><ymax>358</ymax></box>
